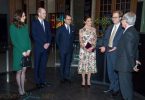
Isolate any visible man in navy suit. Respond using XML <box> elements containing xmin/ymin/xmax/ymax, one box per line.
<box><xmin>56</xmin><ymin>14</ymin><xmax>75</xmax><ymax>83</ymax></box>
<box><xmin>100</xmin><ymin>11</ymin><xmax>124</xmax><ymax>96</ymax></box>
<box><xmin>115</xmin><ymin>12</ymin><xmax>140</xmax><ymax>100</ymax></box>
<box><xmin>32</xmin><ymin>8</ymin><xmax>52</xmax><ymax>88</ymax></box>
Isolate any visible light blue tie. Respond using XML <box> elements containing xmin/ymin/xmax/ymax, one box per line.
<box><xmin>41</xmin><ymin>20</ymin><xmax>45</xmax><ymax>31</ymax></box>
<box><xmin>67</xmin><ymin>25</ymin><xmax>70</xmax><ymax>34</ymax></box>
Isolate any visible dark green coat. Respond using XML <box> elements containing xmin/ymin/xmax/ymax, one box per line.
<box><xmin>10</xmin><ymin>24</ymin><xmax>31</xmax><ymax>71</ymax></box>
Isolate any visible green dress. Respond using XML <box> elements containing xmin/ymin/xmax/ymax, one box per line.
<box><xmin>10</xmin><ymin>24</ymin><xmax>31</xmax><ymax>71</ymax></box>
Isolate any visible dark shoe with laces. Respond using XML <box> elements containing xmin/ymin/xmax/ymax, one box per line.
<box><xmin>42</xmin><ymin>82</ymin><xmax>51</xmax><ymax>86</ymax></box>
<box><xmin>111</xmin><ymin>91</ymin><xmax>119</xmax><ymax>97</ymax></box>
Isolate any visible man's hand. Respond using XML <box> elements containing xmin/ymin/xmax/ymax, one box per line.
<box><xmin>136</xmin><ymin>60</ymin><xmax>141</xmax><ymax>65</ymax></box>
<box><xmin>44</xmin><ymin>43</ymin><xmax>50</xmax><ymax>49</ymax></box>
<box><xmin>133</xmin><ymin>60</ymin><xmax>141</xmax><ymax>72</ymax></box>
<box><xmin>99</xmin><ymin>46</ymin><xmax>106</xmax><ymax>53</ymax></box>
<box><xmin>133</xmin><ymin>65</ymin><xmax>139</xmax><ymax>72</ymax></box>
<box><xmin>108</xmin><ymin>47</ymin><xmax>117</xmax><ymax>52</ymax></box>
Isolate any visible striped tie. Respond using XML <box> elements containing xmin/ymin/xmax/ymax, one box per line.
<box><xmin>108</xmin><ymin>25</ymin><xmax>117</xmax><ymax>47</ymax></box>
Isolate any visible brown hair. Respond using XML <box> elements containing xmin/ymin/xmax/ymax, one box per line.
<box><xmin>13</xmin><ymin>10</ymin><xmax>25</xmax><ymax>28</ymax></box>
<box><xmin>113</xmin><ymin>10</ymin><xmax>123</xmax><ymax>17</ymax></box>
<box><xmin>84</xmin><ymin>16</ymin><xmax>91</xmax><ymax>22</ymax></box>
<box><xmin>64</xmin><ymin>14</ymin><xmax>71</xmax><ymax>19</ymax></box>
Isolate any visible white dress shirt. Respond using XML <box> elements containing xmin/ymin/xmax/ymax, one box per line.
<box><xmin>65</xmin><ymin>24</ymin><xmax>70</xmax><ymax>33</ymax></box>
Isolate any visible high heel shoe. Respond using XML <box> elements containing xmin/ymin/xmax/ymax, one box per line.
<box><xmin>81</xmin><ymin>84</ymin><xmax>85</xmax><ymax>88</ymax></box>
<box><xmin>87</xmin><ymin>85</ymin><xmax>91</xmax><ymax>88</ymax></box>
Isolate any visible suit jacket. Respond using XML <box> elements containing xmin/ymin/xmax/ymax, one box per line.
<box><xmin>56</xmin><ymin>25</ymin><xmax>75</xmax><ymax>54</ymax></box>
<box><xmin>31</xmin><ymin>18</ymin><xmax>52</xmax><ymax>51</ymax></box>
<box><xmin>115</xmin><ymin>26</ymin><xmax>139</xmax><ymax>72</ymax></box>
<box><xmin>103</xmin><ymin>24</ymin><xmax>123</xmax><ymax>49</ymax></box>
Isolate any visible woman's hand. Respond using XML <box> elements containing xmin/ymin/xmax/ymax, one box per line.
<box><xmin>87</xmin><ymin>47</ymin><xmax>94</xmax><ymax>52</ymax></box>
<box><xmin>22</xmin><ymin>50</ymin><xmax>31</xmax><ymax>57</ymax></box>
<box><xmin>26</xmin><ymin>50</ymin><xmax>31</xmax><ymax>56</ymax></box>
<box><xmin>22</xmin><ymin>52</ymin><xmax>27</xmax><ymax>57</ymax></box>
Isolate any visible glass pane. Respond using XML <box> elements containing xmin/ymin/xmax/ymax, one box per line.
<box><xmin>108</xmin><ymin>5</ymin><xmax>111</xmax><ymax>11</ymax></box>
<box><xmin>108</xmin><ymin>0</ymin><xmax>112</xmax><ymax>4</ymax></box>
<box><xmin>126</xmin><ymin>3</ymin><xmax>130</xmax><ymax>9</ymax></box>
<box><xmin>121</xmin><ymin>2</ymin><xmax>126</xmax><ymax>10</ymax></box>
<box><xmin>121</xmin><ymin>0</ymin><xmax>125</xmax><ymax>2</ymax></box>
<box><xmin>104</xmin><ymin>0</ymin><xmax>107</xmax><ymax>4</ymax></box>
<box><xmin>101</xmin><ymin>5</ymin><xmax>104</xmax><ymax>11</ymax></box>
<box><xmin>104</xmin><ymin>5</ymin><xmax>107</xmax><ymax>11</ymax></box>
<box><xmin>116</xmin><ymin>4</ymin><xmax>120</xmax><ymax>10</ymax></box>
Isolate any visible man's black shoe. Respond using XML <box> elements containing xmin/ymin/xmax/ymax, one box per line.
<box><xmin>111</xmin><ymin>91</ymin><xmax>119</xmax><ymax>97</ymax></box>
<box><xmin>42</xmin><ymin>82</ymin><xmax>51</xmax><ymax>86</ymax></box>
<box><xmin>36</xmin><ymin>84</ymin><xmax>42</xmax><ymax>88</ymax></box>
<box><xmin>60</xmin><ymin>79</ymin><xmax>65</xmax><ymax>84</ymax></box>
<box><xmin>65</xmin><ymin>79</ymin><xmax>72</xmax><ymax>84</ymax></box>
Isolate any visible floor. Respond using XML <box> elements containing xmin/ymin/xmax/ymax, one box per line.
<box><xmin>0</xmin><ymin>68</ymin><xmax>145</xmax><ymax>100</ymax></box>
<box><xmin>0</xmin><ymin>44</ymin><xmax>145</xmax><ymax>100</ymax></box>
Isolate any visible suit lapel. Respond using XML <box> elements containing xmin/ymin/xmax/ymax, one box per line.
<box><xmin>114</xmin><ymin>25</ymin><xmax>122</xmax><ymax>38</ymax></box>
<box><xmin>109</xmin><ymin>25</ymin><xmax>114</xmax><ymax>37</ymax></box>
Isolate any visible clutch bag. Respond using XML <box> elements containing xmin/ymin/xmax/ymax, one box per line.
<box><xmin>85</xmin><ymin>42</ymin><xmax>95</xmax><ymax>52</ymax></box>
<box><xmin>20</xmin><ymin>56</ymin><xmax>31</xmax><ymax>67</ymax></box>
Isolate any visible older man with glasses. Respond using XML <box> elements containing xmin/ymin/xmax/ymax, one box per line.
<box><xmin>115</xmin><ymin>12</ymin><xmax>140</xmax><ymax>100</ymax></box>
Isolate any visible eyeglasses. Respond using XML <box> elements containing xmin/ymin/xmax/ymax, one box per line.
<box><xmin>112</xmin><ymin>17</ymin><xmax>119</xmax><ymax>19</ymax></box>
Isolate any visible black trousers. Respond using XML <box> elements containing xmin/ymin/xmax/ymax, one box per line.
<box><xmin>60</xmin><ymin>52</ymin><xmax>73</xmax><ymax>80</ymax></box>
<box><xmin>118</xmin><ymin>72</ymin><xmax>133</xmax><ymax>100</ymax></box>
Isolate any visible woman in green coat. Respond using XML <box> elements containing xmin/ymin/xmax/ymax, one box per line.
<box><xmin>10</xmin><ymin>10</ymin><xmax>31</xmax><ymax>96</ymax></box>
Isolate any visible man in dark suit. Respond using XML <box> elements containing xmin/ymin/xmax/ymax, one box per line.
<box><xmin>115</xmin><ymin>12</ymin><xmax>140</xmax><ymax>100</ymax></box>
<box><xmin>32</xmin><ymin>8</ymin><xmax>52</xmax><ymax>88</ymax></box>
<box><xmin>56</xmin><ymin>14</ymin><xmax>75</xmax><ymax>83</ymax></box>
<box><xmin>100</xmin><ymin>11</ymin><xmax>124</xmax><ymax>96</ymax></box>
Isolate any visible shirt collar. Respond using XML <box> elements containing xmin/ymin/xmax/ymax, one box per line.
<box><xmin>65</xmin><ymin>23</ymin><xmax>70</xmax><ymax>27</ymax></box>
<box><xmin>124</xmin><ymin>25</ymin><xmax>133</xmax><ymax>33</ymax></box>
<box><xmin>38</xmin><ymin>17</ymin><xmax>44</xmax><ymax>23</ymax></box>
<box><xmin>114</xmin><ymin>22</ymin><xmax>120</xmax><ymax>28</ymax></box>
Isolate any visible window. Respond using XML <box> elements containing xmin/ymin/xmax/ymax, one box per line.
<box><xmin>116</xmin><ymin>0</ymin><xmax>131</xmax><ymax>13</ymax></box>
<box><xmin>100</xmin><ymin>0</ymin><xmax>112</xmax><ymax>17</ymax></box>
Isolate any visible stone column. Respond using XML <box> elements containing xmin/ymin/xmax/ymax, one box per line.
<box><xmin>91</xmin><ymin>0</ymin><xmax>96</xmax><ymax>26</ymax></box>
<box><xmin>140</xmin><ymin>0</ymin><xmax>145</xmax><ymax>32</ymax></box>
<box><xmin>70</xmin><ymin>0</ymin><xmax>74</xmax><ymax>19</ymax></box>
